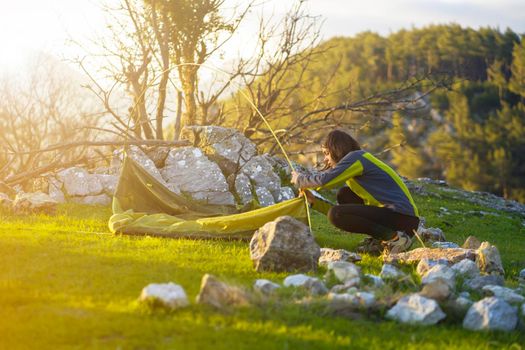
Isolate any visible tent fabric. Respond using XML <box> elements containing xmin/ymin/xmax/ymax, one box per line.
<box><xmin>108</xmin><ymin>157</ymin><xmax>308</xmax><ymax>239</ymax></box>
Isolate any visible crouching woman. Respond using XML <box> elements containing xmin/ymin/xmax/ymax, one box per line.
<box><xmin>291</xmin><ymin>130</ymin><xmax>420</xmax><ymax>254</ymax></box>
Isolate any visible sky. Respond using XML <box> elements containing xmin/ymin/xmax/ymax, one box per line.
<box><xmin>0</xmin><ymin>0</ymin><xmax>524</xmax><ymax>74</ymax></box>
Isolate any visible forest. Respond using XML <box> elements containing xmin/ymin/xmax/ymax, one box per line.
<box><xmin>0</xmin><ymin>0</ymin><xmax>523</xmax><ymax>203</ymax></box>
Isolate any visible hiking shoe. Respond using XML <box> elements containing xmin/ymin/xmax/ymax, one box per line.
<box><xmin>356</xmin><ymin>237</ymin><xmax>384</xmax><ymax>255</ymax></box>
<box><xmin>382</xmin><ymin>231</ymin><xmax>413</xmax><ymax>255</ymax></box>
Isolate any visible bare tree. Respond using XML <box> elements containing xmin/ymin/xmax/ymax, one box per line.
<box><xmin>0</xmin><ymin>54</ymin><xmax>102</xmax><ymax>185</ymax></box>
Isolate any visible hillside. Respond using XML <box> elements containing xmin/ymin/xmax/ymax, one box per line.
<box><xmin>0</xmin><ymin>179</ymin><xmax>524</xmax><ymax>349</ymax></box>
<box><xmin>226</xmin><ymin>25</ymin><xmax>525</xmax><ymax>203</ymax></box>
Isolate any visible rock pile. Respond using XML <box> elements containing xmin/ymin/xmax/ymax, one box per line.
<box><xmin>0</xmin><ymin>126</ymin><xmax>296</xmax><ymax>212</ymax></box>
<box><xmin>137</xmin><ymin>216</ymin><xmax>525</xmax><ymax>333</ymax></box>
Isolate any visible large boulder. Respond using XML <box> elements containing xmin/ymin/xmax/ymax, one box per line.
<box><xmin>111</xmin><ymin>145</ymin><xmax>166</xmax><ymax>184</ymax></box>
<box><xmin>463</xmin><ymin>297</ymin><xmax>518</xmax><ymax>332</ymax></box>
<box><xmin>181</xmin><ymin>125</ymin><xmax>257</xmax><ymax>176</ymax></box>
<box><xmin>250</xmin><ymin>216</ymin><xmax>320</xmax><ymax>272</ymax></box>
<box><xmin>241</xmin><ymin>155</ymin><xmax>282</xmax><ymax>202</ymax></box>
<box><xmin>161</xmin><ymin>147</ymin><xmax>235</xmax><ymax>206</ymax></box>
<box><xmin>57</xmin><ymin>167</ymin><xmax>103</xmax><ymax>197</ymax></box>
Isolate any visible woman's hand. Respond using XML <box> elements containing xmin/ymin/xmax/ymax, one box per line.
<box><xmin>299</xmin><ymin>189</ymin><xmax>315</xmax><ymax>205</ymax></box>
<box><xmin>291</xmin><ymin>170</ymin><xmax>299</xmax><ymax>185</ymax></box>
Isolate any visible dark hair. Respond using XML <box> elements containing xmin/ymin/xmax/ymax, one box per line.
<box><xmin>322</xmin><ymin>130</ymin><xmax>361</xmax><ymax>163</ymax></box>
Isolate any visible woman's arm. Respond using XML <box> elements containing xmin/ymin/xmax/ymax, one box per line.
<box><xmin>291</xmin><ymin>152</ymin><xmax>364</xmax><ymax>190</ymax></box>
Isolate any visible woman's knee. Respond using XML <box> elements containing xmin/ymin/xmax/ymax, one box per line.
<box><xmin>327</xmin><ymin>206</ymin><xmax>342</xmax><ymax>225</ymax></box>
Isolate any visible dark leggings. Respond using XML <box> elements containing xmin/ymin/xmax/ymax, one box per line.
<box><xmin>327</xmin><ymin>187</ymin><xmax>419</xmax><ymax>241</ymax></box>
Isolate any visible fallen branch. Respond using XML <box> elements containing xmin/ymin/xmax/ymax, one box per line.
<box><xmin>4</xmin><ymin>139</ymin><xmax>191</xmax><ymax>156</ymax></box>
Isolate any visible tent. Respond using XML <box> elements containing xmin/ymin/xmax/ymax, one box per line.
<box><xmin>108</xmin><ymin>157</ymin><xmax>308</xmax><ymax>239</ymax></box>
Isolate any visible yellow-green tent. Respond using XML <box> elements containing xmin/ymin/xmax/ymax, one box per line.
<box><xmin>108</xmin><ymin>157</ymin><xmax>308</xmax><ymax>239</ymax></box>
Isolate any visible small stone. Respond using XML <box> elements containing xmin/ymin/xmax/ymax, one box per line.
<box><xmin>139</xmin><ymin>283</ymin><xmax>189</xmax><ymax>309</ymax></box>
<box><xmin>519</xmin><ymin>268</ymin><xmax>525</xmax><ymax>284</ymax></box>
<box><xmin>456</xmin><ymin>296</ymin><xmax>473</xmax><ymax>309</ymax></box>
<box><xmin>328</xmin><ymin>291</ymin><xmax>376</xmax><ymax>308</ymax></box>
<box><xmin>432</xmin><ymin>241</ymin><xmax>459</xmax><ymax>249</ymax></box>
<box><xmin>476</xmin><ymin>242</ymin><xmax>505</xmax><ymax>276</ymax></box>
<box><xmin>319</xmin><ymin>248</ymin><xmax>361</xmax><ymax>265</ymax></box>
<box><xmin>459</xmin><ymin>291</ymin><xmax>470</xmax><ymax>299</ymax></box>
<box><xmin>196</xmin><ymin>274</ymin><xmax>250</xmax><ymax>309</ymax></box>
<box><xmin>462</xmin><ymin>236</ymin><xmax>482</xmax><ymax>250</ymax></box>
<box><xmin>451</xmin><ymin>259</ymin><xmax>480</xmax><ymax>279</ymax></box>
<box><xmin>463</xmin><ymin>297</ymin><xmax>518</xmax><ymax>332</ymax></box>
<box><xmin>283</xmin><ymin>274</ymin><xmax>313</xmax><ymax>287</ymax></box>
<box><xmin>417</xmin><ymin>227</ymin><xmax>446</xmax><ymax>243</ymax></box>
<box><xmin>419</xmin><ymin>279</ymin><xmax>452</xmax><ymax>301</ymax></box>
<box><xmin>284</xmin><ymin>274</ymin><xmax>328</xmax><ymax>295</ymax></box>
<box><xmin>482</xmin><ymin>285</ymin><xmax>525</xmax><ymax>304</ymax></box>
<box><xmin>380</xmin><ymin>264</ymin><xmax>405</xmax><ymax>280</ymax></box>
<box><xmin>422</xmin><ymin>265</ymin><xmax>456</xmax><ymax>290</ymax></box>
<box><xmin>12</xmin><ymin>191</ymin><xmax>57</xmax><ymax>214</ymax></box>
<box><xmin>416</xmin><ymin>258</ymin><xmax>449</xmax><ymax>276</ymax></box>
<box><xmin>464</xmin><ymin>275</ymin><xmax>505</xmax><ymax>291</ymax></box>
<box><xmin>364</xmin><ymin>274</ymin><xmax>384</xmax><ymax>287</ymax></box>
<box><xmin>253</xmin><ymin>279</ymin><xmax>281</xmax><ymax>295</ymax></box>
<box><xmin>386</xmin><ymin>294</ymin><xmax>446</xmax><ymax>325</ymax></box>
<box><xmin>326</xmin><ymin>261</ymin><xmax>361</xmax><ymax>284</ymax></box>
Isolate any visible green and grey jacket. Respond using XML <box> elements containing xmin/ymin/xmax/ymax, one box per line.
<box><xmin>296</xmin><ymin>150</ymin><xmax>419</xmax><ymax>217</ymax></box>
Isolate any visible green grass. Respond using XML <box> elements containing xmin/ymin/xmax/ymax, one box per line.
<box><xmin>1</xmin><ymin>188</ymin><xmax>525</xmax><ymax>349</ymax></box>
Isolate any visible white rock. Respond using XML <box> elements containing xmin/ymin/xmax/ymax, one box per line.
<box><xmin>386</xmin><ymin>294</ymin><xmax>446</xmax><ymax>325</ymax></box>
<box><xmin>416</xmin><ymin>258</ymin><xmax>449</xmax><ymax>276</ymax></box>
<box><xmin>422</xmin><ymin>265</ymin><xmax>456</xmax><ymax>290</ymax></box>
<box><xmin>432</xmin><ymin>242</ymin><xmax>460</xmax><ymax>249</ymax></box>
<box><xmin>283</xmin><ymin>274</ymin><xmax>316</xmax><ymax>287</ymax></box>
<box><xmin>482</xmin><ymin>285</ymin><xmax>525</xmax><ymax>304</ymax></box>
<box><xmin>521</xmin><ymin>303</ymin><xmax>525</xmax><ymax>317</ymax></box>
<box><xmin>97</xmin><ymin>174</ymin><xmax>119</xmax><ymax>195</ymax></box>
<box><xmin>139</xmin><ymin>282</ymin><xmax>189</xmax><ymax>309</ymax></box>
<box><xmin>47</xmin><ymin>177</ymin><xmax>65</xmax><ymax>203</ymax></box>
<box><xmin>327</xmin><ymin>261</ymin><xmax>361</xmax><ymax>283</ymax></box>
<box><xmin>319</xmin><ymin>248</ymin><xmax>361</xmax><ymax>265</ymax></box>
<box><xmin>476</xmin><ymin>241</ymin><xmax>505</xmax><ymax>276</ymax></box>
<box><xmin>254</xmin><ymin>279</ymin><xmax>281</xmax><ymax>295</ymax></box>
<box><xmin>255</xmin><ymin>186</ymin><xmax>275</xmax><ymax>207</ymax></box>
<box><xmin>518</xmin><ymin>268</ymin><xmax>525</xmax><ymax>284</ymax></box>
<box><xmin>283</xmin><ymin>274</ymin><xmax>327</xmax><ymax>295</ymax></box>
<box><xmin>12</xmin><ymin>192</ymin><xmax>57</xmax><ymax>213</ymax></box>
<box><xmin>364</xmin><ymin>274</ymin><xmax>384</xmax><ymax>287</ymax></box>
<box><xmin>456</xmin><ymin>296</ymin><xmax>473</xmax><ymax>309</ymax></box>
<box><xmin>58</xmin><ymin>167</ymin><xmax>103</xmax><ymax>196</ymax></box>
<box><xmin>380</xmin><ymin>264</ymin><xmax>405</xmax><ymax>280</ymax></box>
<box><xmin>451</xmin><ymin>259</ymin><xmax>480</xmax><ymax>278</ymax></box>
<box><xmin>328</xmin><ymin>291</ymin><xmax>376</xmax><ymax>308</ymax></box>
<box><xmin>463</xmin><ymin>297</ymin><xmax>518</xmax><ymax>332</ymax></box>
<box><xmin>275</xmin><ymin>186</ymin><xmax>295</xmax><ymax>202</ymax></box>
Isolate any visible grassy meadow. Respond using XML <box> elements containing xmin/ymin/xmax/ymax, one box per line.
<box><xmin>0</xmin><ymin>185</ymin><xmax>524</xmax><ymax>349</ymax></box>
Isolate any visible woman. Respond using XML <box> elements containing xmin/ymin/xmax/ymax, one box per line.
<box><xmin>291</xmin><ymin>130</ymin><xmax>420</xmax><ymax>254</ymax></box>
